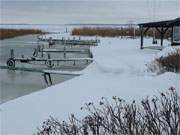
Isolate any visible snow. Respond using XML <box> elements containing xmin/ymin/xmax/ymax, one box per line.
<box><xmin>0</xmin><ymin>36</ymin><xmax>180</xmax><ymax>135</ymax></box>
<box><xmin>156</xmin><ymin>46</ymin><xmax>180</xmax><ymax>58</ymax></box>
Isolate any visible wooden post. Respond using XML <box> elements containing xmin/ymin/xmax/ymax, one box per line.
<box><xmin>160</xmin><ymin>27</ymin><xmax>164</xmax><ymax>46</ymax></box>
<box><xmin>140</xmin><ymin>26</ymin><xmax>144</xmax><ymax>49</ymax></box>
<box><xmin>171</xmin><ymin>27</ymin><xmax>174</xmax><ymax>46</ymax></box>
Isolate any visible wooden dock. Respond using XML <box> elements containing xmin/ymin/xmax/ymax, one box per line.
<box><xmin>39</xmin><ymin>37</ymin><xmax>99</xmax><ymax>46</ymax></box>
<box><xmin>7</xmin><ymin>57</ymin><xmax>93</xmax><ymax>68</ymax></box>
<box><xmin>39</xmin><ymin>48</ymin><xmax>90</xmax><ymax>54</ymax></box>
<box><xmin>0</xmin><ymin>65</ymin><xmax>81</xmax><ymax>86</ymax></box>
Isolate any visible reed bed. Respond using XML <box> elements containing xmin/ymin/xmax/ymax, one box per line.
<box><xmin>72</xmin><ymin>27</ymin><xmax>171</xmax><ymax>38</ymax></box>
<box><xmin>0</xmin><ymin>29</ymin><xmax>45</xmax><ymax>40</ymax></box>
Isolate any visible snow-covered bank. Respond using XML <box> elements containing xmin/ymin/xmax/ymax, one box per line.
<box><xmin>0</xmin><ymin>37</ymin><xmax>179</xmax><ymax>135</ymax></box>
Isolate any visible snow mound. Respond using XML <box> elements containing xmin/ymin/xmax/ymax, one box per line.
<box><xmin>156</xmin><ymin>46</ymin><xmax>179</xmax><ymax>58</ymax></box>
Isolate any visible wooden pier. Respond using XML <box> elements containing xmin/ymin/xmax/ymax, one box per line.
<box><xmin>1</xmin><ymin>35</ymin><xmax>97</xmax><ymax>86</ymax></box>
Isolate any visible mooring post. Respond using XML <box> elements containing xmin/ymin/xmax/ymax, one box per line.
<box><xmin>10</xmin><ymin>49</ymin><xmax>14</xmax><ymax>58</ymax></box>
<box><xmin>33</xmin><ymin>48</ymin><xmax>37</xmax><ymax>57</ymax></box>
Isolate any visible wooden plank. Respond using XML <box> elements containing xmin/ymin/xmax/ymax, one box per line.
<box><xmin>43</xmin><ymin>70</ymin><xmax>81</xmax><ymax>76</ymax></box>
<box><xmin>0</xmin><ymin>65</ymin><xmax>43</xmax><ymax>73</ymax></box>
<box><xmin>13</xmin><ymin>57</ymin><xmax>92</xmax><ymax>61</ymax></box>
<box><xmin>14</xmin><ymin>57</ymin><xmax>93</xmax><ymax>62</ymax></box>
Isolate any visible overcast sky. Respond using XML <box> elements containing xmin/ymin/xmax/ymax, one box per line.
<box><xmin>0</xmin><ymin>0</ymin><xmax>180</xmax><ymax>24</ymax></box>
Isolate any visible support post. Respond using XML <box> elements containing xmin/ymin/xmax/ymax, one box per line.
<box><xmin>43</xmin><ymin>73</ymin><xmax>52</xmax><ymax>86</ymax></box>
<box><xmin>171</xmin><ymin>27</ymin><xmax>174</xmax><ymax>46</ymax></box>
<box><xmin>160</xmin><ymin>27</ymin><xmax>164</xmax><ymax>46</ymax></box>
<box><xmin>140</xmin><ymin>26</ymin><xmax>144</xmax><ymax>49</ymax></box>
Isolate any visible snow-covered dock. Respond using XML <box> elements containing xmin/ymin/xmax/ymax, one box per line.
<box><xmin>39</xmin><ymin>35</ymin><xmax>99</xmax><ymax>46</ymax></box>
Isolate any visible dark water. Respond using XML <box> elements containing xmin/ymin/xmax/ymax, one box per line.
<box><xmin>0</xmin><ymin>35</ymin><xmax>90</xmax><ymax>104</ymax></box>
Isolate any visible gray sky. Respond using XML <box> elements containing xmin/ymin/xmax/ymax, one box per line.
<box><xmin>0</xmin><ymin>0</ymin><xmax>180</xmax><ymax>24</ymax></box>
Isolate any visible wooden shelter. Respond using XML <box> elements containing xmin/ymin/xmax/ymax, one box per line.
<box><xmin>138</xmin><ymin>17</ymin><xmax>180</xmax><ymax>49</ymax></box>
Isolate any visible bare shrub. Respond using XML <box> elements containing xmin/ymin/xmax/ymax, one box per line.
<box><xmin>156</xmin><ymin>50</ymin><xmax>180</xmax><ymax>72</ymax></box>
<box><xmin>37</xmin><ymin>87</ymin><xmax>180</xmax><ymax>135</ymax></box>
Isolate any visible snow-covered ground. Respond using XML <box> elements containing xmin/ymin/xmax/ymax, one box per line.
<box><xmin>0</xmin><ymin>36</ymin><xmax>179</xmax><ymax>135</ymax></box>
